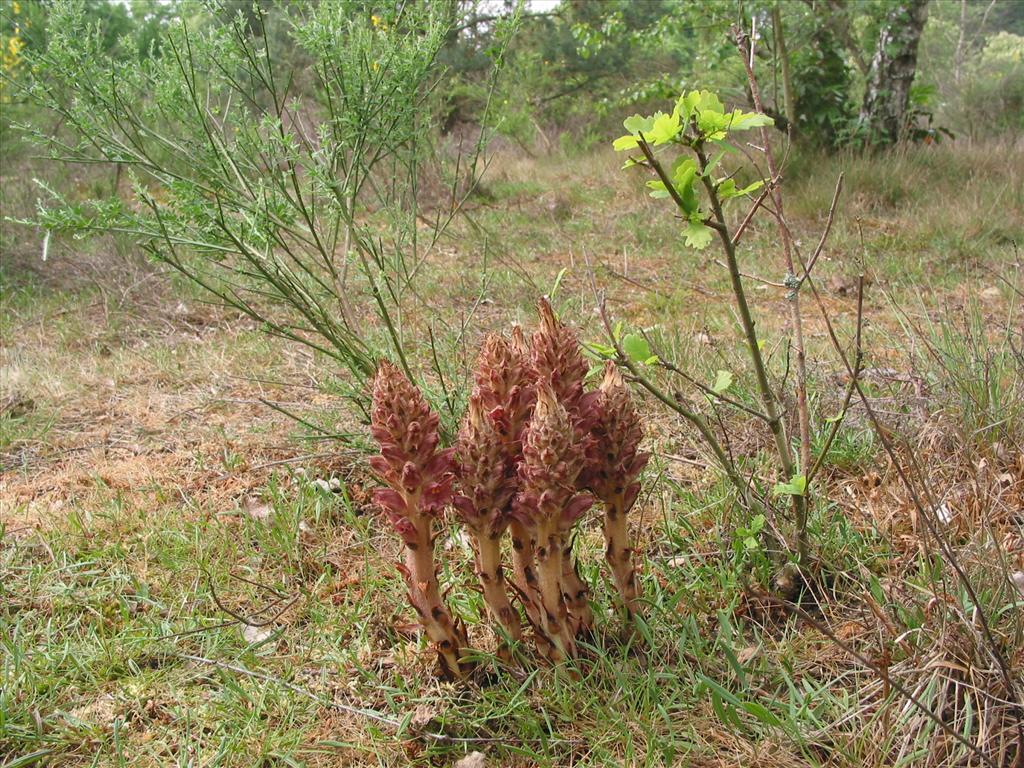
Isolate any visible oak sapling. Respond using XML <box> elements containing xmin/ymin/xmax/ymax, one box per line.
<box><xmin>515</xmin><ymin>384</ymin><xmax>594</xmax><ymax>663</ymax></box>
<box><xmin>531</xmin><ymin>299</ymin><xmax>599</xmax><ymax>636</ymax></box>
<box><xmin>369</xmin><ymin>361</ymin><xmax>470</xmax><ymax>679</ymax></box>
<box><xmin>581</xmin><ymin>361</ymin><xmax>650</xmax><ymax>618</ymax></box>
<box><xmin>453</xmin><ymin>392</ymin><xmax>523</xmax><ymax>658</ymax></box>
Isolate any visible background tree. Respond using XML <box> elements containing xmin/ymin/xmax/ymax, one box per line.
<box><xmin>859</xmin><ymin>0</ymin><xmax>931</xmax><ymax>145</ymax></box>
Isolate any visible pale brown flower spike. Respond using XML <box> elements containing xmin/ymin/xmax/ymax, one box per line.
<box><xmin>583</xmin><ymin>361</ymin><xmax>650</xmax><ymax>618</ymax></box>
<box><xmin>369</xmin><ymin>361</ymin><xmax>470</xmax><ymax>679</ymax></box>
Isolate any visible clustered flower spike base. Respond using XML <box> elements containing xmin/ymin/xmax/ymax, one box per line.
<box><xmin>368</xmin><ymin>300</ymin><xmax>647</xmax><ymax>678</ymax></box>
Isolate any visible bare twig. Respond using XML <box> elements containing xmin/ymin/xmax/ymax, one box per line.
<box><xmin>731</xmin><ymin>185</ymin><xmax>773</xmax><ymax>246</ymax></box>
<box><xmin>806</xmin><ymin>275</ymin><xmax>864</xmax><ymax>485</ymax></box>
<box><xmin>799</xmin><ymin>174</ymin><xmax>844</xmax><ymax>285</ymax></box>
<box><xmin>206</xmin><ymin>570</ymin><xmax>301</xmax><ymax>628</ymax></box>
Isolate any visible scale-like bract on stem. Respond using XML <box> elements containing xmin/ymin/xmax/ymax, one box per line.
<box><xmin>581</xmin><ymin>361</ymin><xmax>650</xmax><ymax>618</ymax></box>
<box><xmin>369</xmin><ymin>361</ymin><xmax>469</xmax><ymax>679</ymax></box>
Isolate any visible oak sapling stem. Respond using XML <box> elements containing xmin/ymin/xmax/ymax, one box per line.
<box><xmin>610</xmin><ymin>88</ymin><xmax>815</xmax><ymax>567</ymax></box>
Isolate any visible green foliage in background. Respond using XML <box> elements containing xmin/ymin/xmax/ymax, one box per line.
<box><xmin>12</xmin><ymin>0</ymin><xmax>511</xmax><ymax>427</ymax></box>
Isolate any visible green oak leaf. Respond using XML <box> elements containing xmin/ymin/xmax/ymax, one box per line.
<box><xmin>585</xmin><ymin>341</ymin><xmax>616</xmax><ymax>358</ymax></box>
<box><xmin>772</xmin><ymin>474</ymin><xmax>808</xmax><ymax>497</ymax></box>
<box><xmin>717</xmin><ymin>178</ymin><xmax>765</xmax><ymax>201</ymax></box>
<box><xmin>613</xmin><ymin>134</ymin><xmax>640</xmax><ymax>151</ymax></box>
<box><xmin>622</xmin><ymin>333</ymin><xmax>652</xmax><ymax>363</ymax></box>
<box><xmin>696</xmin><ymin>90</ymin><xmax>725</xmax><ymax>114</ymax></box>
<box><xmin>702</xmin><ymin>148</ymin><xmax>728</xmax><ymax>178</ymax></box>
<box><xmin>671</xmin><ymin>157</ymin><xmax>699</xmax><ymax>214</ymax></box>
<box><xmin>647</xmin><ymin>110</ymin><xmax>682</xmax><ymax>145</ymax></box>
<box><xmin>727</xmin><ymin>110</ymin><xmax>774</xmax><ymax>131</ymax></box>
<box><xmin>711</xmin><ymin>369</ymin><xmax>734</xmax><ymax>395</ymax></box>
<box><xmin>683</xmin><ymin>219</ymin><xmax>714</xmax><ymax>249</ymax></box>
<box><xmin>646</xmin><ymin>179</ymin><xmax>670</xmax><ymax>199</ymax></box>
<box><xmin>623</xmin><ymin>114</ymin><xmax>655</xmax><ymax>134</ymax></box>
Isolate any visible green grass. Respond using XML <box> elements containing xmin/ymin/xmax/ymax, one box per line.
<box><xmin>3</xmin><ymin>139</ymin><xmax>1023</xmax><ymax>766</ymax></box>
<box><xmin>4</xmin><ymin>466</ymin><xmax>1017</xmax><ymax>766</ymax></box>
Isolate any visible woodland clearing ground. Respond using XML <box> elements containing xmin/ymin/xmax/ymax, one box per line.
<box><xmin>1</xmin><ymin>141</ymin><xmax>1023</xmax><ymax>766</ymax></box>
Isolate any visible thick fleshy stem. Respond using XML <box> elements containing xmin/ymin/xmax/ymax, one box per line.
<box><xmin>560</xmin><ymin>535</ymin><xmax>592</xmax><ymax>638</ymax></box>
<box><xmin>453</xmin><ymin>394</ymin><xmax>522</xmax><ymax>659</ymax></box>
<box><xmin>369</xmin><ymin>361</ymin><xmax>470</xmax><ymax>679</ymax></box>
<box><xmin>475</xmin><ymin>531</ymin><xmax>522</xmax><ymax>656</ymax></box>
<box><xmin>533</xmin><ymin>518</ymin><xmax>576</xmax><ymax>662</ymax></box>
<box><xmin>508</xmin><ymin>517</ymin><xmax>546</xmax><ymax>640</ymax></box>
<box><xmin>601</xmin><ymin>489</ymin><xmax>642</xmax><ymax>618</ymax></box>
<box><xmin>398</xmin><ymin>508</ymin><xmax>468</xmax><ymax>677</ymax></box>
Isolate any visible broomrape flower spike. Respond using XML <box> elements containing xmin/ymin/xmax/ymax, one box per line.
<box><xmin>453</xmin><ymin>392</ymin><xmax>523</xmax><ymax>659</ymax></box>
<box><xmin>470</xmin><ymin>330</ymin><xmax>546</xmax><ymax>642</ymax></box>
<box><xmin>532</xmin><ymin>299</ymin><xmax>592</xmax><ymax>418</ymax></box>
<box><xmin>531</xmin><ymin>299</ymin><xmax>598</xmax><ymax>636</ymax></box>
<box><xmin>474</xmin><ymin>329</ymin><xmax>536</xmax><ymax>446</ymax></box>
<box><xmin>368</xmin><ymin>308</ymin><xmax>650</xmax><ymax>678</ymax></box>
<box><xmin>516</xmin><ymin>383</ymin><xmax>594</xmax><ymax>663</ymax></box>
<box><xmin>369</xmin><ymin>361</ymin><xmax>470</xmax><ymax>679</ymax></box>
<box><xmin>583</xmin><ymin>361</ymin><xmax>650</xmax><ymax>619</ymax></box>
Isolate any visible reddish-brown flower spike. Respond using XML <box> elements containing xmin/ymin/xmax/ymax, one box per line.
<box><xmin>369</xmin><ymin>361</ymin><xmax>469</xmax><ymax>678</ymax></box>
<box><xmin>516</xmin><ymin>384</ymin><xmax>593</xmax><ymax>661</ymax></box>
<box><xmin>453</xmin><ymin>394</ymin><xmax>517</xmax><ymax>535</ymax></box>
<box><xmin>470</xmin><ymin>328</ymin><xmax>549</xmax><ymax>651</ymax></box>
<box><xmin>453</xmin><ymin>393</ymin><xmax>523</xmax><ymax>652</ymax></box>
<box><xmin>473</xmin><ymin>331</ymin><xmax>536</xmax><ymax>448</ymax></box>
<box><xmin>529</xmin><ymin>300</ymin><xmax>598</xmax><ymax>635</ymax></box>
<box><xmin>370</xmin><ymin>361</ymin><xmax>455</xmax><ymax>532</ymax></box>
<box><xmin>531</xmin><ymin>298</ymin><xmax>590</xmax><ymax>415</ymax></box>
<box><xmin>518</xmin><ymin>387</ymin><xmax>590</xmax><ymax>520</ymax></box>
<box><xmin>583</xmin><ymin>360</ymin><xmax>650</xmax><ymax>619</ymax></box>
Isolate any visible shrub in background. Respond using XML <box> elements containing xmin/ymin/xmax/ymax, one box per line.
<box><xmin>13</xmin><ymin>0</ymin><xmax>512</xmax><ymax>420</ymax></box>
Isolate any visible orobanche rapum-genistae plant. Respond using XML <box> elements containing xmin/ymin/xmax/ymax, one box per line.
<box><xmin>369</xmin><ymin>300</ymin><xmax>649</xmax><ymax>678</ymax></box>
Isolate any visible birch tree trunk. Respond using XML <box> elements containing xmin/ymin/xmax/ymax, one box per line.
<box><xmin>859</xmin><ymin>0</ymin><xmax>930</xmax><ymax>145</ymax></box>
<box><xmin>772</xmin><ymin>4</ymin><xmax>797</xmax><ymax>130</ymax></box>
